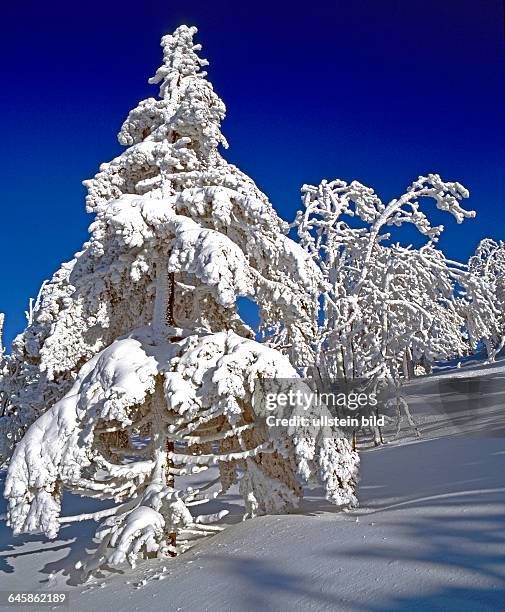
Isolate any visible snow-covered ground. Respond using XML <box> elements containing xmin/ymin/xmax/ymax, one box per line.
<box><xmin>1</xmin><ymin>361</ymin><xmax>504</xmax><ymax>611</ymax></box>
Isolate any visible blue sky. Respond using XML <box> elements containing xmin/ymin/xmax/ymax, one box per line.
<box><xmin>1</xmin><ymin>0</ymin><xmax>504</xmax><ymax>347</ymax></box>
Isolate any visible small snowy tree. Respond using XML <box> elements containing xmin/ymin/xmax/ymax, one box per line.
<box><xmin>295</xmin><ymin>175</ymin><xmax>475</xmax><ymax>440</ymax></box>
<box><xmin>463</xmin><ymin>238</ymin><xmax>505</xmax><ymax>361</ymax></box>
<box><xmin>296</xmin><ymin>175</ymin><xmax>475</xmax><ymax>379</ymax></box>
<box><xmin>2</xmin><ymin>26</ymin><xmax>358</xmax><ymax>576</ymax></box>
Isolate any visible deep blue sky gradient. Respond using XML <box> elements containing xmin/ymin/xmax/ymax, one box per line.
<box><xmin>1</xmin><ymin>0</ymin><xmax>504</xmax><ymax>347</ymax></box>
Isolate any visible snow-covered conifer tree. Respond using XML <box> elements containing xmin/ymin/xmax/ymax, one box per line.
<box><xmin>2</xmin><ymin>26</ymin><xmax>358</xmax><ymax>575</ymax></box>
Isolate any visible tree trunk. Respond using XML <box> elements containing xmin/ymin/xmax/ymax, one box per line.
<box><xmin>153</xmin><ymin>256</ymin><xmax>170</xmax><ymax>339</ymax></box>
<box><xmin>484</xmin><ymin>337</ymin><xmax>496</xmax><ymax>363</ymax></box>
<box><xmin>402</xmin><ymin>346</ymin><xmax>414</xmax><ymax>380</ymax></box>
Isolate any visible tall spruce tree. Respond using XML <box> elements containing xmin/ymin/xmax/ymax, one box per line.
<box><xmin>2</xmin><ymin>26</ymin><xmax>359</xmax><ymax>576</ymax></box>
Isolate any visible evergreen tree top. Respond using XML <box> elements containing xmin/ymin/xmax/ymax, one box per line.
<box><xmin>116</xmin><ymin>25</ymin><xmax>227</xmax><ymax>158</ymax></box>
<box><xmin>149</xmin><ymin>25</ymin><xmax>209</xmax><ymax>98</ymax></box>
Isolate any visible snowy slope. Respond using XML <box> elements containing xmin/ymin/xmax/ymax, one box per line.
<box><xmin>1</xmin><ymin>362</ymin><xmax>504</xmax><ymax>611</ymax></box>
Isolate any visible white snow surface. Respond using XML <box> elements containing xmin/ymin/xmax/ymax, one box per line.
<box><xmin>1</xmin><ymin>359</ymin><xmax>504</xmax><ymax>611</ymax></box>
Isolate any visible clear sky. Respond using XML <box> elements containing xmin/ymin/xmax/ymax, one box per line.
<box><xmin>1</xmin><ymin>0</ymin><xmax>504</xmax><ymax>347</ymax></box>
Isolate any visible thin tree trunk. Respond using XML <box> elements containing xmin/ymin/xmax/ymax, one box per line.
<box><xmin>405</xmin><ymin>346</ymin><xmax>414</xmax><ymax>378</ymax></box>
<box><xmin>153</xmin><ymin>256</ymin><xmax>169</xmax><ymax>339</ymax></box>
<box><xmin>484</xmin><ymin>337</ymin><xmax>496</xmax><ymax>363</ymax></box>
<box><xmin>402</xmin><ymin>353</ymin><xmax>408</xmax><ymax>380</ymax></box>
<box><xmin>151</xmin><ymin>384</ymin><xmax>177</xmax><ymax>555</ymax></box>
<box><xmin>167</xmin><ymin>272</ymin><xmax>176</xmax><ymax>327</ymax></box>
